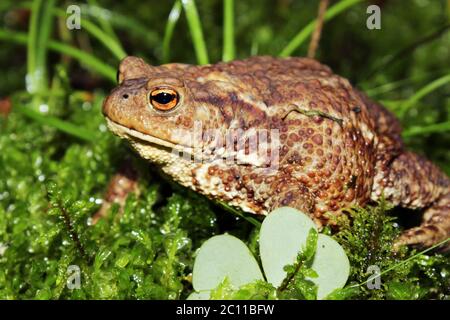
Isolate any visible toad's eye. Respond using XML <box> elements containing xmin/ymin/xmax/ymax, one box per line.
<box><xmin>149</xmin><ymin>88</ymin><xmax>179</xmax><ymax>111</ymax></box>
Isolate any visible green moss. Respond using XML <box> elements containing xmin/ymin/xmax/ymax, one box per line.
<box><xmin>209</xmin><ymin>278</ymin><xmax>277</xmax><ymax>300</ymax></box>
<box><xmin>0</xmin><ymin>93</ymin><xmax>218</xmax><ymax>299</ymax></box>
<box><xmin>333</xmin><ymin>200</ymin><xmax>450</xmax><ymax>300</ymax></box>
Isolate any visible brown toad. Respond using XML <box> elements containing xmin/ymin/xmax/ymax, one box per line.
<box><xmin>102</xmin><ymin>56</ymin><xmax>450</xmax><ymax>248</ymax></box>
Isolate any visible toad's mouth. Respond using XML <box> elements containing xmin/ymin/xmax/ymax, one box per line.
<box><xmin>105</xmin><ymin>118</ymin><xmax>277</xmax><ymax>168</ymax></box>
<box><xmin>105</xmin><ymin>118</ymin><xmax>195</xmax><ymax>156</ymax></box>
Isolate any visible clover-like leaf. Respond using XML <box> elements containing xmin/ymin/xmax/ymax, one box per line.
<box><xmin>259</xmin><ymin>207</ymin><xmax>349</xmax><ymax>299</ymax></box>
<box><xmin>190</xmin><ymin>234</ymin><xmax>264</xmax><ymax>299</ymax></box>
<box><xmin>189</xmin><ymin>207</ymin><xmax>350</xmax><ymax>300</ymax></box>
<box><xmin>259</xmin><ymin>207</ymin><xmax>317</xmax><ymax>287</ymax></box>
<box><xmin>310</xmin><ymin>234</ymin><xmax>350</xmax><ymax>299</ymax></box>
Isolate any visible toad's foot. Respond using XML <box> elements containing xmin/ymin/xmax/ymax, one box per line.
<box><xmin>395</xmin><ymin>192</ymin><xmax>450</xmax><ymax>250</ymax></box>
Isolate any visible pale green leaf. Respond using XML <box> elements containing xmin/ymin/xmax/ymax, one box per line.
<box><xmin>259</xmin><ymin>207</ymin><xmax>317</xmax><ymax>287</ymax></box>
<box><xmin>192</xmin><ymin>234</ymin><xmax>263</xmax><ymax>292</ymax></box>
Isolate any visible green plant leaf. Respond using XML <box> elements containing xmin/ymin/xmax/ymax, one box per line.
<box><xmin>310</xmin><ymin>234</ymin><xmax>350</xmax><ymax>299</ymax></box>
<box><xmin>192</xmin><ymin>234</ymin><xmax>263</xmax><ymax>293</ymax></box>
<box><xmin>0</xmin><ymin>29</ymin><xmax>116</xmax><ymax>82</ymax></box>
<box><xmin>260</xmin><ymin>207</ymin><xmax>350</xmax><ymax>299</ymax></box>
<box><xmin>259</xmin><ymin>207</ymin><xmax>317</xmax><ymax>288</ymax></box>
<box><xmin>162</xmin><ymin>0</ymin><xmax>182</xmax><ymax>64</ymax></box>
<box><xmin>399</xmin><ymin>73</ymin><xmax>450</xmax><ymax>117</ymax></box>
<box><xmin>53</xmin><ymin>8</ymin><xmax>127</xmax><ymax>60</ymax></box>
<box><xmin>222</xmin><ymin>0</ymin><xmax>235</xmax><ymax>61</ymax></box>
<box><xmin>181</xmin><ymin>0</ymin><xmax>209</xmax><ymax>65</ymax></box>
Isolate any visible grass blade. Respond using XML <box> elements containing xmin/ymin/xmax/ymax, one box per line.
<box><xmin>48</xmin><ymin>41</ymin><xmax>117</xmax><ymax>83</ymax></box>
<box><xmin>279</xmin><ymin>0</ymin><xmax>363</xmax><ymax>57</ymax></box>
<box><xmin>181</xmin><ymin>0</ymin><xmax>209</xmax><ymax>64</ymax></box>
<box><xmin>364</xmin><ymin>24</ymin><xmax>450</xmax><ymax>80</ymax></box>
<box><xmin>0</xmin><ymin>29</ymin><xmax>116</xmax><ymax>82</ymax></box>
<box><xmin>351</xmin><ymin>237</ymin><xmax>450</xmax><ymax>289</ymax></box>
<box><xmin>37</xmin><ymin>0</ymin><xmax>55</xmax><ymax>74</ymax></box>
<box><xmin>14</xmin><ymin>104</ymin><xmax>97</xmax><ymax>142</ymax></box>
<box><xmin>87</xmin><ymin>0</ymin><xmax>121</xmax><ymax>45</ymax></box>
<box><xmin>53</xmin><ymin>8</ymin><xmax>126</xmax><ymax>60</ymax></box>
<box><xmin>403</xmin><ymin>121</ymin><xmax>450</xmax><ymax>137</ymax></box>
<box><xmin>15</xmin><ymin>2</ymin><xmax>159</xmax><ymax>54</ymax></box>
<box><xmin>217</xmin><ymin>201</ymin><xmax>262</xmax><ymax>228</ymax></box>
<box><xmin>162</xmin><ymin>0</ymin><xmax>182</xmax><ymax>63</ymax></box>
<box><xmin>80</xmin><ymin>4</ymin><xmax>160</xmax><ymax>48</ymax></box>
<box><xmin>398</xmin><ymin>74</ymin><xmax>450</xmax><ymax>117</ymax></box>
<box><xmin>362</xmin><ymin>70</ymin><xmax>449</xmax><ymax>97</ymax></box>
<box><xmin>222</xmin><ymin>0</ymin><xmax>235</xmax><ymax>61</ymax></box>
<box><xmin>27</xmin><ymin>0</ymin><xmax>44</xmax><ymax>94</ymax></box>
<box><xmin>27</xmin><ymin>0</ymin><xmax>55</xmax><ymax>108</ymax></box>
<box><xmin>79</xmin><ymin>19</ymin><xmax>127</xmax><ymax>60</ymax></box>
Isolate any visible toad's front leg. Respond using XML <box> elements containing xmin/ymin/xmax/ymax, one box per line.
<box><xmin>373</xmin><ymin>151</ymin><xmax>450</xmax><ymax>248</ymax></box>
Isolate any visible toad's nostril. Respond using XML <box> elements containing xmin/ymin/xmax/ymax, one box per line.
<box><xmin>122</xmin><ymin>94</ymin><xmax>129</xmax><ymax>99</ymax></box>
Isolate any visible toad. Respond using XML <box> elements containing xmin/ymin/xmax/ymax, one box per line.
<box><xmin>102</xmin><ymin>56</ymin><xmax>449</xmax><ymax>248</ymax></box>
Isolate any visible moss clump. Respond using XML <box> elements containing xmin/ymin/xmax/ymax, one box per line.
<box><xmin>333</xmin><ymin>201</ymin><xmax>450</xmax><ymax>300</ymax></box>
<box><xmin>0</xmin><ymin>93</ymin><xmax>219</xmax><ymax>299</ymax></box>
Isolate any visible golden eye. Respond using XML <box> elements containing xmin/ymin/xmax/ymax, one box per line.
<box><xmin>149</xmin><ymin>88</ymin><xmax>179</xmax><ymax>111</ymax></box>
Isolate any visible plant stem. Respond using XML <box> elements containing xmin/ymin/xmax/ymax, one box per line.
<box><xmin>307</xmin><ymin>0</ymin><xmax>329</xmax><ymax>59</ymax></box>
<box><xmin>280</xmin><ymin>0</ymin><xmax>363</xmax><ymax>57</ymax></box>
<box><xmin>217</xmin><ymin>201</ymin><xmax>262</xmax><ymax>228</ymax></box>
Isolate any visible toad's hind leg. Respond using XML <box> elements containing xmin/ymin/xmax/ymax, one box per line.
<box><xmin>373</xmin><ymin>151</ymin><xmax>450</xmax><ymax>248</ymax></box>
<box><xmin>397</xmin><ymin>193</ymin><xmax>450</xmax><ymax>248</ymax></box>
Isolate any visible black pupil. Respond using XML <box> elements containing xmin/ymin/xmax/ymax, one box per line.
<box><xmin>153</xmin><ymin>92</ymin><xmax>175</xmax><ymax>104</ymax></box>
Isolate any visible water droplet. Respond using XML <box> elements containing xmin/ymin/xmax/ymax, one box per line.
<box><xmin>82</xmin><ymin>101</ymin><xmax>92</xmax><ymax>110</ymax></box>
<box><xmin>39</xmin><ymin>104</ymin><xmax>49</xmax><ymax>113</ymax></box>
<box><xmin>34</xmin><ymin>156</ymin><xmax>43</xmax><ymax>167</ymax></box>
<box><xmin>0</xmin><ymin>243</ymin><xmax>8</xmax><ymax>256</ymax></box>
